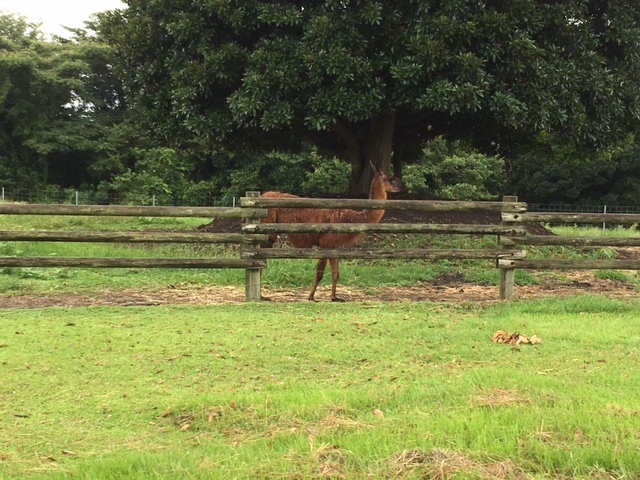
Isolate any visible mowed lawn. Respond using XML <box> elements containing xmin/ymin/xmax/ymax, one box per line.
<box><xmin>1</xmin><ymin>296</ymin><xmax>639</xmax><ymax>479</ymax></box>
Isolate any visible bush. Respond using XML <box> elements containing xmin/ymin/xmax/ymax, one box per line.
<box><xmin>508</xmin><ymin>133</ymin><xmax>640</xmax><ymax>205</ymax></box>
<box><xmin>223</xmin><ymin>149</ymin><xmax>349</xmax><ymax>198</ymax></box>
<box><xmin>403</xmin><ymin>137</ymin><xmax>507</xmax><ymax>200</ymax></box>
<box><xmin>301</xmin><ymin>157</ymin><xmax>350</xmax><ymax>196</ymax></box>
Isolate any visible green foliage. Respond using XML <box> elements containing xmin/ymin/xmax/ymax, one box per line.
<box><xmin>594</xmin><ymin>270</ymin><xmax>634</xmax><ymax>283</ymax></box>
<box><xmin>107</xmin><ymin>148</ymin><xmax>192</xmax><ymax>205</ymax></box>
<box><xmin>300</xmin><ymin>157</ymin><xmax>350</xmax><ymax>196</ymax></box>
<box><xmin>0</xmin><ymin>241</ymin><xmax>21</xmax><ymax>256</ymax></box>
<box><xmin>0</xmin><ymin>12</ymin><xmax>128</xmax><ymax>190</ymax></box>
<box><xmin>223</xmin><ymin>149</ymin><xmax>349</xmax><ymax>198</ymax></box>
<box><xmin>101</xmin><ymin>0</ymin><xmax>640</xmax><ymax>191</ymax></box>
<box><xmin>510</xmin><ymin>134</ymin><xmax>640</xmax><ymax>204</ymax></box>
<box><xmin>403</xmin><ymin>137</ymin><xmax>507</xmax><ymax>200</ymax></box>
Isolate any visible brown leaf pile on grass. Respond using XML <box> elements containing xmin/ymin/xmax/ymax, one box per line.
<box><xmin>492</xmin><ymin>331</ymin><xmax>542</xmax><ymax>346</ymax></box>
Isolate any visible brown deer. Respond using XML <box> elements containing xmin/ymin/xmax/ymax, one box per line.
<box><xmin>261</xmin><ymin>164</ymin><xmax>404</xmax><ymax>301</ymax></box>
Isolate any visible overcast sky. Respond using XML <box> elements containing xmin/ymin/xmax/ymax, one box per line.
<box><xmin>2</xmin><ymin>0</ymin><xmax>126</xmax><ymax>37</ymax></box>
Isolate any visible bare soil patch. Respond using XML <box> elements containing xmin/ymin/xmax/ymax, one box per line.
<box><xmin>0</xmin><ymin>270</ymin><xmax>637</xmax><ymax>309</ymax></box>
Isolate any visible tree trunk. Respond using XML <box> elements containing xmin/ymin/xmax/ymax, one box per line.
<box><xmin>393</xmin><ymin>139</ymin><xmax>404</xmax><ymax>179</ymax></box>
<box><xmin>350</xmin><ymin>113</ymin><xmax>396</xmax><ymax>195</ymax></box>
<box><xmin>329</xmin><ymin>113</ymin><xmax>397</xmax><ymax>196</ymax></box>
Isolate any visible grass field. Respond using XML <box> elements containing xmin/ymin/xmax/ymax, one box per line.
<box><xmin>1</xmin><ymin>214</ymin><xmax>640</xmax><ymax>478</ymax></box>
<box><xmin>1</xmin><ymin>297</ymin><xmax>640</xmax><ymax>479</ymax></box>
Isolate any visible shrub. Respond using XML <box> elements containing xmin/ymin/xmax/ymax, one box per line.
<box><xmin>403</xmin><ymin>137</ymin><xmax>507</xmax><ymax>200</ymax></box>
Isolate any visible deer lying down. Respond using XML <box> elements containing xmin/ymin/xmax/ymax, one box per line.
<box><xmin>261</xmin><ymin>165</ymin><xmax>404</xmax><ymax>301</ymax></box>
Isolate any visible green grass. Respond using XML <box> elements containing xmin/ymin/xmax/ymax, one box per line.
<box><xmin>550</xmin><ymin>225</ymin><xmax>640</xmax><ymax>237</ymax></box>
<box><xmin>2</xmin><ymin>215</ymin><xmax>640</xmax><ymax>478</ymax></box>
<box><xmin>1</xmin><ymin>296</ymin><xmax>639</xmax><ymax>479</ymax></box>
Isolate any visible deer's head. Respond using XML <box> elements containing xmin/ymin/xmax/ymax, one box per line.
<box><xmin>371</xmin><ymin>162</ymin><xmax>405</xmax><ymax>193</ymax></box>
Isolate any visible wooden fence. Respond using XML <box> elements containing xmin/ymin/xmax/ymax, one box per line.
<box><xmin>0</xmin><ymin>204</ymin><xmax>268</xmax><ymax>301</ymax></box>
<box><xmin>498</xmin><ymin>196</ymin><xmax>640</xmax><ymax>299</ymax></box>
<box><xmin>240</xmin><ymin>193</ymin><xmax>527</xmax><ymax>300</ymax></box>
<box><xmin>1</xmin><ymin>196</ymin><xmax>639</xmax><ymax>301</ymax></box>
<box><xmin>241</xmin><ymin>193</ymin><xmax>640</xmax><ymax>300</ymax></box>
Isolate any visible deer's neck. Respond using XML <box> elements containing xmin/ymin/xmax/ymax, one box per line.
<box><xmin>368</xmin><ymin>177</ymin><xmax>389</xmax><ymax>201</ymax></box>
<box><xmin>364</xmin><ymin>177</ymin><xmax>388</xmax><ymax>223</ymax></box>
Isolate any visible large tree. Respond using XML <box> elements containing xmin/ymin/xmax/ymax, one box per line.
<box><xmin>0</xmin><ymin>12</ymin><xmax>128</xmax><ymax>189</ymax></box>
<box><xmin>102</xmin><ymin>0</ymin><xmax>640</xmax><ymax>194</ymax></box>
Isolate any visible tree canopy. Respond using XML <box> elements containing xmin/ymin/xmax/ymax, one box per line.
<box><xmin>0</xmin><ymin>12</ymin><xmax>128</xmax><ymax>189</ymax></box>
<box><xmin>101</xmin><ymin>0</ymin><xmax>640</xmax><ymax>193</ymax></box>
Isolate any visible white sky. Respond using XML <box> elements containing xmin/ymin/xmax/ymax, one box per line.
<box><xmin>1</xmin><ymin>0</ymin><xmax>126</xmax><ymax>37</ymax></box>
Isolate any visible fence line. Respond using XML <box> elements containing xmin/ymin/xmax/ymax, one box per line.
<box><xmin>529</xmin><ymin>203</ymin><xmax>640</xmax><ymax>214</ymax></box>
<box><xmin>2</xmin><ymin>196</ymin><xmax>639</xmax><ymax>301</ymax></box>
<box><xmin>0</xmin><ymin>204</ymin><xmax>267</xmax><ymax>299</ymax></box>
<box><xmin>0</xmin><ymin>187</ymin><xmax>239</xmax><ymax>207</ymax></box>
<box><xmin>3</xmin><ymin>187</ymin><xmax>640</xmax><ymax>213</ymax></box>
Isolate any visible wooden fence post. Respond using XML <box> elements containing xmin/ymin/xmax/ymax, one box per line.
<box><xmin>499</xmin><ymin>195</ymin><xmax>519</xmax><ymax>300</ymax></box>
<box><xmin>243</xmin><ymin>191</ymin><xmax>262</xmax><ymax>302</ymax></box>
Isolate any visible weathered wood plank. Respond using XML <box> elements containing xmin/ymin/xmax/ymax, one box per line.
<box><xmin>499</xmin><ymin>195</ymin><xmax>519</xmax><ymax>300</ymax></box>
<box><xmin>0</xmin><ymin>231</ymin><xmax>267</xmax><ymax>244</ymax></box>
<box><xmin>503</xmin><ymin>212</ymin><xmax>640</xmax><ymax>224</ymax></box>
<box><xmin>500</xmin><ymin>235</ymin><xmax>640</xmax><ymax>247</ymax></box>
<box><xmin>497</xmin><ymin>258</ymin><xmax>640</xmax><ymax>270</ymax></box>
<box><xmin>242</xmin><ymin>191</ymin><xmax>263</xmax><ymax>302</ymax></box>
<box><xmin>241</xmin><ymin>197</ymin><xmax>527</xmax><ymax>213</ymax></box>
<box><xmin>0</xmin><ymin>204</ymin><xmax>266</xmax><ymax>218</ymax></box>
<box><xmin>243</xmin><ymin>223</ymin><xmax>526</xmax><ymax>235</ymax></box>
<box><xmin>0</xmin><ymin>257</ymin><xmax>266</xmax><ymax>268</ymax></box>
<box><xmin>243</xmin><ymin>248</ymin><xmax>525</xmax><ymax>260</ymax></box>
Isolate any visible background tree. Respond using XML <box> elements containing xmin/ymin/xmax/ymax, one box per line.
<box><xmin>508</xmin><ymin>133</ymin><xmax>640</xmax><ymax>205</ymax></box>
<box><xmin>0</xmin><ymin>12</ymin><xmax>128</xmax><ymax>190</ymax></box>
<box><xmin>101</xmin><ymin>0</ymin><xmax>640</xmax><ymax>194</ymax></box>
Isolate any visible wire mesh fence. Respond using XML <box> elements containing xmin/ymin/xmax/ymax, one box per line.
<box><xmin>0</xmin><ymin>187</ymin><xmax>239</xmax><ymax>207</ymax></box>
<box><xmin>528</xmin><ymin>203</ymin><xmax>640</xmax><ymax>214</ymax></box>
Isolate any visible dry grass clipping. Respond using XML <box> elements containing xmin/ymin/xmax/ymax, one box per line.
<box><xmin>389</xmin><ymin>448</ymin><xmax>526</xmax><ymax>479</ymax></box>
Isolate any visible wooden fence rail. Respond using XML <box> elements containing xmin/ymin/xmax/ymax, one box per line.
<box><xmin>0</xmin><ymin>204</ymin><xmax>267</xmax><ymax>289</ymax></box>
<box><xmin>2</xmin><ymin>196</ymin><xmax>638</xmax><ymax>302</ymax></box>
<box><xmin>240</xmin><ymin>195</ymin><xmax>528</xmax><ymax>300</ymax></box>
<box><xmin>243</xmin><ymin>223</ymin><xmax>526</xmax><ymax>235</ymax></box>
<box><xmin>242</xmin><ymin>194</ymin><xmax>640</xmax><ymax>301</ymax></box>
<box><xmin>0</xmin><ymin>203</ymin><xmax>265</xmax><ymax>218</ymax></box>
<box><xmin>0</xmin><ymin>231</ymin><xmax>267</xmax><ymax>244</ymax></box>
<box><xmin>497</xmin><ymin>196</ymin><xmax>640</xmax><ymax>299</ymax></box>
<box><xmin>501</xmin><ymin>235</ymin><xmax>640</xmax><ymax>247</ymax></box>
<box><xmin>242</xmin><ymin>248</ymin><xmax>525</xmax><ymax>260</ymax></box>
<box><xmin>503</xmin><ymin>212</ymin><xmax>640</xmax><ymax>224</ymax></box>
<box><xmin>241</xmin><ymin>196</ymin><xmax>527</xmax><ymax>213</ymax></box>
<box><xmin>0</xmin><ymin>257</ymin><xmax>266</xmax><ymax>269</ymax></box>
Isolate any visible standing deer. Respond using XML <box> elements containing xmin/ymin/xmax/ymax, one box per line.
<box><xmin>261</xmin><ymin>165</ymin><xmax>404</xmax><ymax>301</ymax></box>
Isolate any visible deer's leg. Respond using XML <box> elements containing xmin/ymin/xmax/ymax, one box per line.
<box><xmin>329</xmin><ymin>259</ymin><xmax>345</xmax><ymax>302</ymax></box>
<box><xmin>308</xmin><ymin>258</ymin><xmax>327</xmax><ymax>301</ymax></box>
